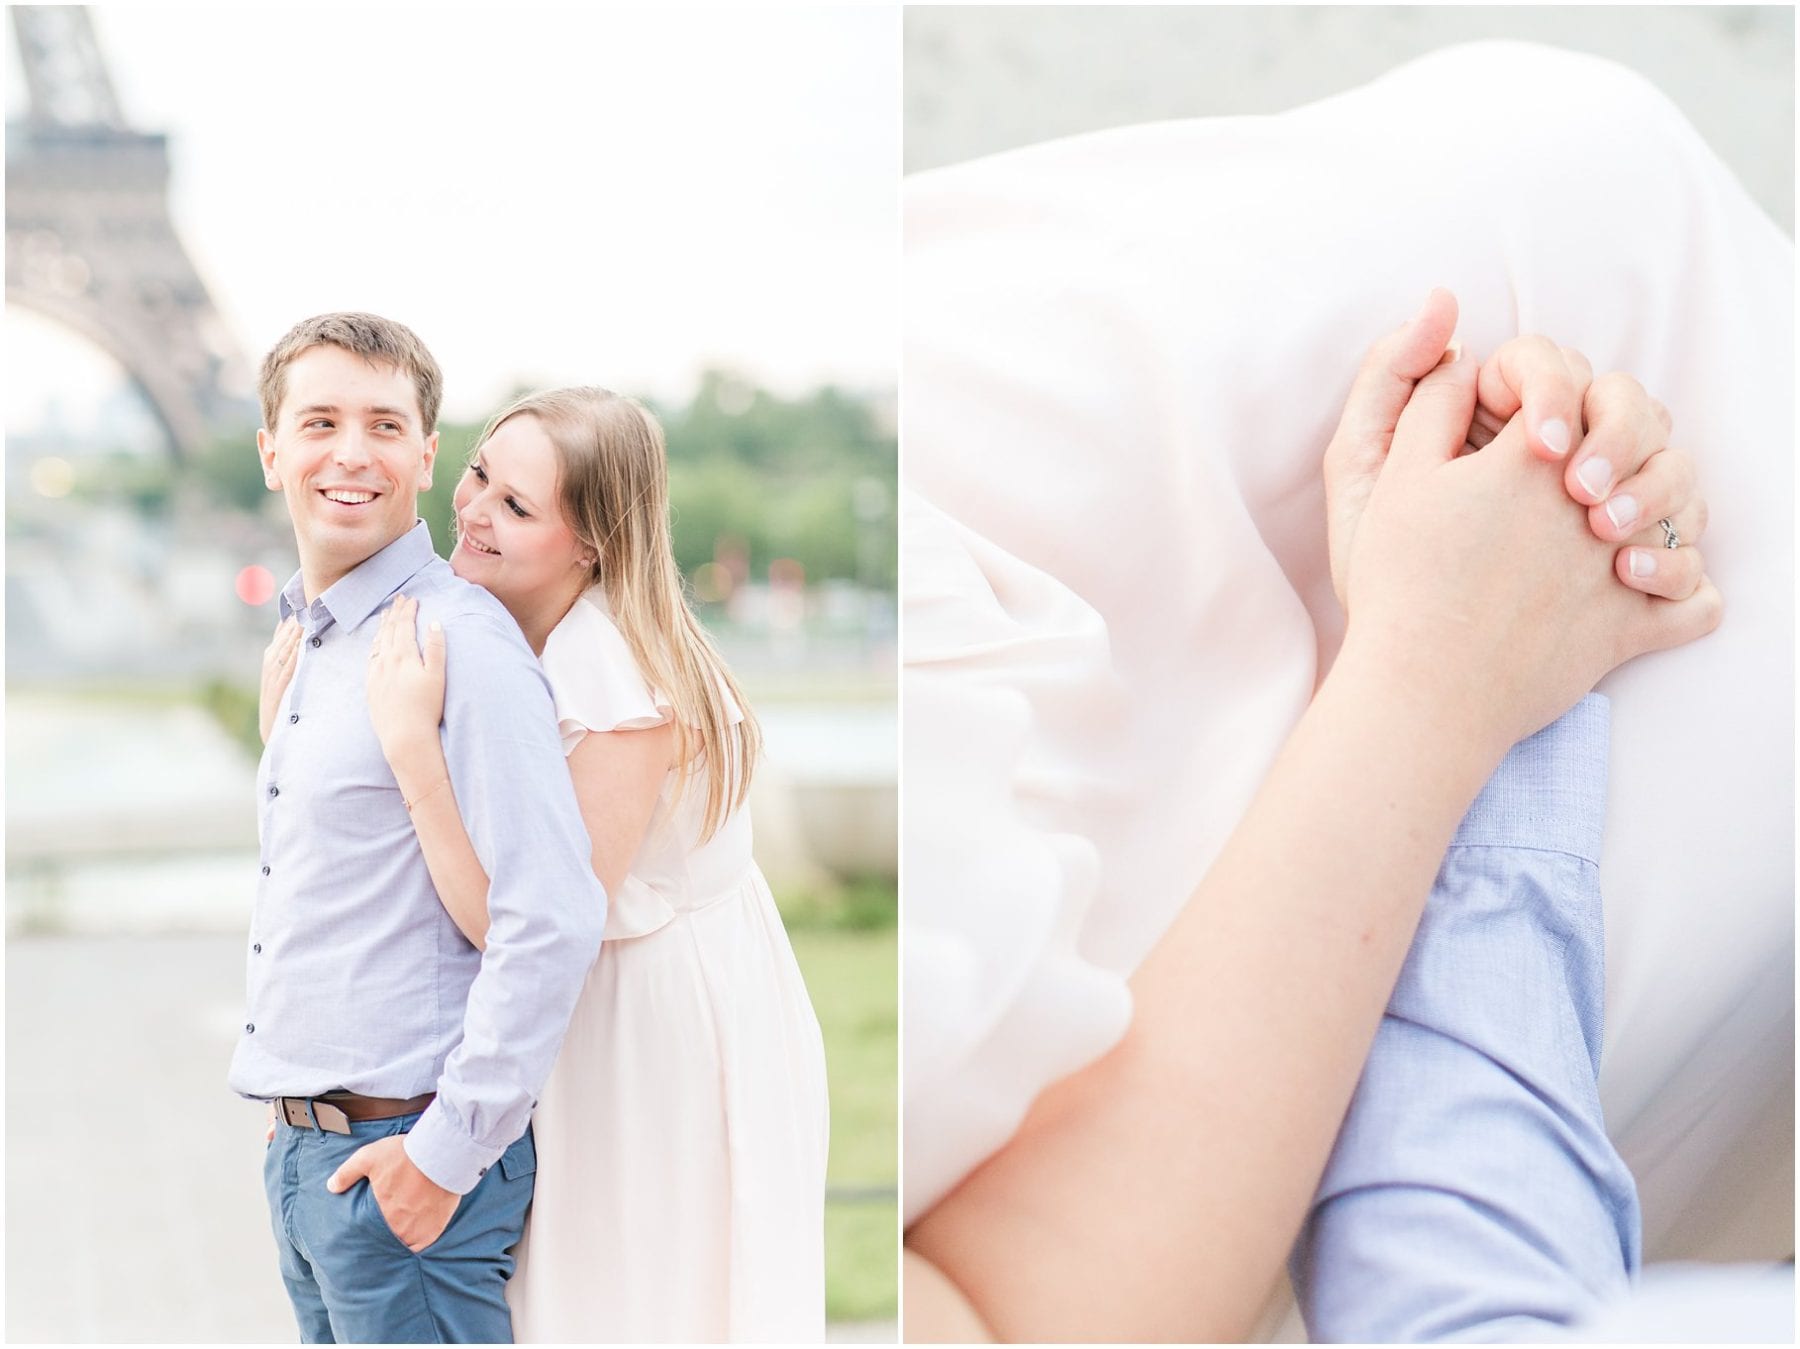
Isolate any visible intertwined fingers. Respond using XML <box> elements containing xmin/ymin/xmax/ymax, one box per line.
<box><xmin>1629</xmin><ymin>574</ymin><xmax>1724</xmax><ymax>654</ymax></box>
<box><xmin>1473</xmin><ymin>335</ymin><xmax>1592</xmax><ymax>460</ymax></box>
<box><xmin>1322</xmin><ymin>288</ymin><xmax>1461</xmax><ymax>604</ymax></box>
<box><xmin>1614</xmin><ymin>474</ymin><xmax>1709</xmax><ymax>601</ymax></box>
<box><xmin>1617</xmin><ymin>537</ymin><xmax>1709</xmax><ymax>601</ymax></box>
<box><xmin>1568</xmin><ymin>371</ymin><xmax>1668</xmax><ymax>506</ymax></box>
<box><xmin>1384</xmin><ymin>346</ymin><xmax>1480</xmax><ymax>476</ymax></box>
<box><xmin>1329</xmin><ymin>289</ymin><xmax>1462</xmax><ymax>467</ymax></box>
<box><xmin>1588</xmin><ymin>444</ymin><xmax>1701</xmax><ymax>543</ymax></box>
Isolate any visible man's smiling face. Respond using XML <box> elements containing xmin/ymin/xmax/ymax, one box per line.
<box><xmin>257</xmin><ymin>344</ymin><xmax>439</xmax><ymax>596</ymax></box>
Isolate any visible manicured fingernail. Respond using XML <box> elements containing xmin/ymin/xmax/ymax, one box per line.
<box><xmin>1629</xmin><ymin>549</ymin><xmax>1657</xmax><ymax>579</ymax></box>
<box><xmin>1576</xmin><ymin>456</ymin><xmax>1613</xmax><ymax>501</ymax></box>
<box><xmin>1604</xmin><ymin>494</ymin><xmax>1639</xmax><ymax>530</ymax></box>
<box><xmin>1539</xmin><ymin>418</ymin><xmax>1571</xmax><ymax>458</ymax></box>
<box><xmin>1435</xmin><ymin>339</ymin><xmax>1462</xmax><ymax>367</ymax></box>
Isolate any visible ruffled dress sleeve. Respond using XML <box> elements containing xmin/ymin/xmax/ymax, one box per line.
<box><xmin>539</xmin><ymin>588</ymin><xmax>676</xmax><ymax>754</ymax></box>
<box><xmin>537</xmin><ymin>587</ymin><xmax>750</xmax><ymax>944</ymax></box>
<box><xmin>538</xmin><ymin>588</ymin><xmax>672</xmax><ymax>942</ymax></box>
<box><xmin>540</xmin><ymin>587</ymin><xmax>745</xmax><ymax>756</ymax></box>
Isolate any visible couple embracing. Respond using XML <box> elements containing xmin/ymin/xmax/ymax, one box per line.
<box><xmin>226</xmin><ymin>313</ymin><xmax>829</xmax><ymax>1344</ymax></box>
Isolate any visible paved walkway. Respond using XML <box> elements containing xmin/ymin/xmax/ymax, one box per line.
<box><xmin>905</xmin><ymin>6</ymin><xmax>1793</xmax><ymax>233</ymax></box>
<box><xmin>6</xmin><ymin>934</ymin><xmax>892</xmax><ymax>1342</ymax></box>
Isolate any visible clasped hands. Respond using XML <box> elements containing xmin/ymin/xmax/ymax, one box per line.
<box><xmin>1322</xmin><ymin>288</ymin><xmax>1719</xmax><ymax>756</ymax></box>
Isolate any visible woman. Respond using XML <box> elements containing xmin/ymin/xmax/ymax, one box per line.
<box><xmin>906</xmin><ymin>303</ymin><xmax>1717</xmax><ymax>1344</ymax></box>
<box><xmin>264</xmin><ymin>387</ymin><xmax>829</xmax><ymax>1342</ymax></box>
<box><xmin>901</xmin><ymin>40</ymin><xmax>1787</xmax><ymax>1344</ymax></box>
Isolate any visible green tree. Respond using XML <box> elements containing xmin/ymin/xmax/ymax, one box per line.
<box><xmin>661</xmin><ymin>370</ymin><xmax>895</xmax><ymax>589</ymax></box>
<box><xmin>190</xmin><ymin>429</ymin><xmax>267</xmax><ymax>512</ymax></box>
<box><xmin>174</xmin><ymin>374</ymin><xmax>897</xmax><ymax>594</ymax></box>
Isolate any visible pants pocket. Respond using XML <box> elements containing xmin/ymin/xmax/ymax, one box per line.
<box><xmin>498</xmin><ymin>1127</ymin><xmax>537</xmax><ymax>1181</ymax></box>
<box><xmin>352</xmin><ymin>1169</ymin><xmax>417</xmax><ymax>1256</ymax></box>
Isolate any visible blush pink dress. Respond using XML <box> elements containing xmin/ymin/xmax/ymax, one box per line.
<box><xmin>903</xmin><ymin>38</ymin><xmax>1793</xmax><ymax>1286</ymax></box>
<box><xmin>507</xmin><ymin>586</ymin><xmax>829</xmax><ymax>1343</ymax></box>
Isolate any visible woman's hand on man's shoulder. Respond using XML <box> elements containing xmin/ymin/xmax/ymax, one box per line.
<box><xmin>367</xmin><ymin>594</ymin><xmax>449</xmax><ymax>777</ymax></box>
<box><xmin>258</xmin><ymin>616</ymin><xmax>304</xmax><ymax>745</ymax></box>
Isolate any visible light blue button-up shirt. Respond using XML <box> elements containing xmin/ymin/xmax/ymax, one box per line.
<box><xmin>1295</xmin><ymin>694</ymin><xmax>1641</xmax><ymax>1341</ymax></box>
<box><xmin>227</xmin><ymin>522</ymin><xmax>607</xmax><ymax>1194</ymax></box>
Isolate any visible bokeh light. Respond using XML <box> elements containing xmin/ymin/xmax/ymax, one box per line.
<box><xmin>693</xmin><ymin>561</ymin><xmax>733</xmax><ymax>604</ymax></box>
<box><xmin>30</xmin><ymin>456</ymin><xmax>75</xmax><ymax>498</ymax></box>
<box><xmin>235</xmin><ymin>564</ymin><xmax>276</xmax><ymax>606</ymax></box>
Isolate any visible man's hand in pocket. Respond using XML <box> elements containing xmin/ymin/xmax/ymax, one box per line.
<box><xmin>327</xmin><ymin>1135</ymin><xmax>460</xmax><ymax>1253</ymax></box>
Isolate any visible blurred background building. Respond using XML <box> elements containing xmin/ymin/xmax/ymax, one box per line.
<box><xmin>6</xmin><ymin>4</ymin><xmax>897</xmax><ymax>1340</ymax></box>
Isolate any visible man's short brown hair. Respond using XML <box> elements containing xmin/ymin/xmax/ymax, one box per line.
<box><xmin>258</xmin><ymin>312</ymin><xmax>444</xmax><ymax>432</ymax></box>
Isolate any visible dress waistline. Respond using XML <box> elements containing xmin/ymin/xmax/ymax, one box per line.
<box><xmin>601</xmin><ymin>866</ymin><xmax>760</xmax><ymax>942</ymax></box>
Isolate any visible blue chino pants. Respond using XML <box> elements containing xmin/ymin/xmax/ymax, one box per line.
<box><xmin>263</xmin><ymin>1109</ymin><xmax>535</xmax><ymax>1343</ymax></box>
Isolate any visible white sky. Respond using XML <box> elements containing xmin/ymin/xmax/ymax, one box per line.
<box><xmin>7</xmin><ymin>3</ymin><xmax>899</xmax><ymax>434</ymax></box>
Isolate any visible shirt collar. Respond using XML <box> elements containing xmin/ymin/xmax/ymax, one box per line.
<box><xmin>277</xmin><ymin>521</ymin><xmax>438</xmax><ymax>632</ymax></box>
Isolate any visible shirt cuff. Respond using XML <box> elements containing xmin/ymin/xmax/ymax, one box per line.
<box><xmin>1452</xmin><ymin>692</ymin><xmax>1610</xmax><ymax>864</ymax></box>
<box><xmin>402</xmin><ymin>1099</ymin><xmax>504</xmax><ymax>1195</ymax></box>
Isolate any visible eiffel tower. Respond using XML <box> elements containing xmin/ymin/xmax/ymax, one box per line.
<box><xmin>6</xmin><ymin>5</ymin><xmax>254</xmax><ymax>458</ymax></box>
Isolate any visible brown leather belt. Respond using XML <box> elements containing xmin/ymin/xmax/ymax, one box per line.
<box><xmin>276</xmin><ymin>1092</ymin><xmax>436</xmax><ymax>1136</ymax></box>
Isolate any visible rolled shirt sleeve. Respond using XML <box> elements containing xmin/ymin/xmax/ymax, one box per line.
<box><xmin>402</xmin><ymin>610</ymin><xmax>607</xmax><ymax>1193</ymax></box>
<box><xmin>1294</xmin><ymin>694</ymin><xmax>1641</xmax><ymax>1342</ymax></box>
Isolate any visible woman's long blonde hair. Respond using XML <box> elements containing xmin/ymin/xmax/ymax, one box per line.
<box><xmin>474</xmin><ymin>387</ymin><xmax>761</xmax><ymax>841</ymax></box>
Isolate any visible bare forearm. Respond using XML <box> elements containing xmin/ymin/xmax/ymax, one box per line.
<box><xmin>903</xmin><ymin>1249</ymin><xmax>996</xmax><ymax>1343</ymax></box>
<box><xmin>390</xmin><ymin>736</ymin><xmax>493</xmax><ymax>951</ymax></box>
<box><xmin>908</xmin><ymin>641</ymin><xmax>1505</xmax><ymax>1343</ymax></box>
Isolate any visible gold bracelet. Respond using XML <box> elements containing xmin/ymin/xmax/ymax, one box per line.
<box><xmin>403</xmin><ymin>778</ymin><xmax>450</xmax><ymax>812</ymax></box>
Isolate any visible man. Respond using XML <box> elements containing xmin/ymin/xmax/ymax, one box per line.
<box><xmin>1294</xmin><ymin>695</ymin><xmax>1796</xmax><ymax>1343</ymax></box>
<box><xmin>1292</xmin><ymin>695</ymin><xmax>1640</xmax><ymax>1339</ymax></box>
<box><xmin>227</xmin><ymin>312</ymin><xmax>606</xmax><ymax>1342</ymax></box>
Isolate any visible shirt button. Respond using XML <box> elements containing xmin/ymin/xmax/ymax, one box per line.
<box><xmin>289</xmin><ymin>713</ymin><xmax>299</xmax><ymax>724</ymax></box>
<box><xmin>245</xmin><ymin>1023</ymin><xmax>255</xmax><ymax>1034</ymax></box>
<box><xmin>268</xmin><ymin>785</ymin><xmax>279</xmax><ymax>798</ymax></box>
<box><xmin>478</xmin><ymin>1167</ymin><xmax>488</xmax><ymax>1177</ymax></box>
<box><xmin>252</xmin><ymin>943</ymin><xmax>262</xmax><ymax>954</ymax></box>
<box><xmin>310</xmin><ymin>636</ymin><xmax>322</xmax><ymax>648</ymax></box>
<box><xmin>261</xmin><ymin>865</ymin><xmax>271</xmax><ymax>876</ymax></box>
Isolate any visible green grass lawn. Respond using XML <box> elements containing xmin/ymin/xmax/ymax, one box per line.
<box><xmin>790</xmin><ymin>925</ymin><xmax>898</xmax><ymax>1323</ymax></box>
